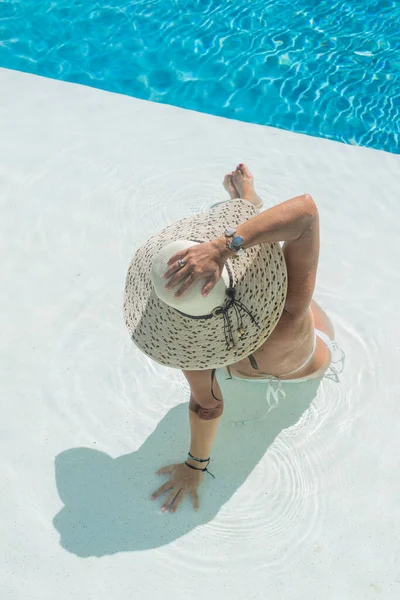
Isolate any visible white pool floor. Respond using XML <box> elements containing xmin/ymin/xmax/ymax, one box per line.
<box><xmin>1</xmin><ymin>67</ymin><xmax>400</xmax><ymax>600</ymax></box>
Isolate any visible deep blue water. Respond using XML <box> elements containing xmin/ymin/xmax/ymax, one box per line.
<box><xmin>1</xmin><ymin>0</ymin><xmax>399</xmax><ymax>153</ymax></box>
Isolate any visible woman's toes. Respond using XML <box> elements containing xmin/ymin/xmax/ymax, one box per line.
<box><xmin>232</xmin><ymin>169</ymin><xmax>241</xmax><ymax>185</ymax></box>
<box><xmin>232</xmin><ymin>170</ymin><xmax>245</xmax><ymax>195</ymax></box>
<box><xmin>223</xmin><ymin>173</ymin><xmax>231</xmax><ymax>188</ymax></box>
<box><xmin>233</xmin><ymin>167</ymin><xmax>245</xmax><ymax>182</ymax></box>
<box><xmin>223</xmin><ymin>173</ymin><xmax>239</xmax><ymax>199</ymax></box>
<box><xmin>231</xmin><ymin>165</ymin><xmax>262</xmax><ymax>207</ymax></box>
<box><xmin>230</xmin><ymin>175</ymin><xmax>240</xmax><ymax>197</ymax></box>
<box><xmin>240</xmin><ymin>164</ymin><xmax>253</xmax><ymax>180</ymax></box>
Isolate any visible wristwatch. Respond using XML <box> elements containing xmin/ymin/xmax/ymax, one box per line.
<box><xmin>224</xmin><ymin>226</ymin><xmax>245</xmax><ymax>255</ymax></box>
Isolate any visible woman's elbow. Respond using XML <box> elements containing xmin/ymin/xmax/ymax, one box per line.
<box><xmin>196</xmin><ymin>404</ymin><xmax>224</xmax><ymax>420</ymax></box>
<box><xmin>301</xmin><ymin>193</ymin><xmax>318</xmax><ymax>220</ymax></box>
<box><xmin>189</xmin><ymin>395</ymin><xmax>224</xmax><ymax>420</ymax></box>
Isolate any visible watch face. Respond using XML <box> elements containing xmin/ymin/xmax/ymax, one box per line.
<box><xmin>232</xmin><ymin>235</ymin><xmax>244</xmax><ymax>248</ymax></box>
<box><xmin>225</xmin><ymin>227</ymin><xmax>236</xmax><ymax>237</ymax></box>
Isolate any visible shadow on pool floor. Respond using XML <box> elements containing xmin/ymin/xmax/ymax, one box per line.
<box><xmin>53</xmin><ymin>377</ymin><xmax>322</xmax><ymax>556</ymax></box>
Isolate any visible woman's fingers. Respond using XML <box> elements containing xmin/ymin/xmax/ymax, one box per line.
<box><xmin>162</xmin><ymin>489</ymin><xmax>180</xmax><ymax>512</ymax></box>
<box><xmin>191</xmin><ymin>490</ymin><xmax>200</xmax><ymax>511</ymax></box>
<box><xmin>151</xmin><ymin>480</ymin><xmax>173</xmax><ymax>500</ymax></box>
<box><xmin>165</xmin><ymin>264</ymin><xmax>192</xmax><ymax>289</ymax></box>
<box><xmin>175</xmin><ymin>273</ymin><xmax>197</xmax><ymax>298</ymax></box>
<box><xmin>167</xmin><ymin>250</ymin><xmax>188</xmax><ymax>268</ymax></box>
<box><xmin>169</xmin><ymin>489</ymin><xmax>185</xmax><ymax>513</ymax></box>
<box><xmin>156</xmin><ymin>464</ymin><xmax>175</xmax><ymax>475</ymax></box>
<box><xmin>151</xmin><ymin>463</ymin><xmax>202</xmax><ymax>513</ymax></box>
<box><xmin>201</xmin><ymin>274</ymin><xmax>219</xmax><ymax>297</ymax></box>
<box><xmin>164</xmin><ymin>258</ymin><xmax>186</xmax><ymax>280</ymax></box>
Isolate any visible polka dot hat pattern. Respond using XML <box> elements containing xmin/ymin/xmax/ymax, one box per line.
<box><xmin>123</xmin><ymin>200</ymin><xmax>287</xmax><ymax>370</ymax></box>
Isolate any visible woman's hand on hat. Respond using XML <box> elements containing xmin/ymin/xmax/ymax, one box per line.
<box><xmin>151</xmin><ymin>462</ymin><xmax>203</xmax><ymax>513</ymax></box>
<box><xmin>164</xmin><ymin>237</ymin><xmax>230</xmax><ymax>298</ymax></box>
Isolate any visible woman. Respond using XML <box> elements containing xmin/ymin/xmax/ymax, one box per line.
<box><xmin>124</xmin><ymin>164</ymin><xmax>335</xmax><ymax>514</ymax></box>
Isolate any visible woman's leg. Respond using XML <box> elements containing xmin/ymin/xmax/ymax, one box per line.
<box><xmin>229</xmin><ymin>165</ymin><xmax>264</xmax><ymax>209</ymax></box>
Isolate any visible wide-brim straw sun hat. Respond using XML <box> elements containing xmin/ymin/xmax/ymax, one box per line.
<box><xmin>123</xmin><ymin>200</ymin><xmax>287</xmax><ymax>370</ymax></box>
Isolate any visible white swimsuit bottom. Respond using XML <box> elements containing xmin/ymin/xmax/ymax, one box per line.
<box><xmin>219</xmin><ymin>329</ymin><xmax>345</xmax><ymax>425</ymax></box>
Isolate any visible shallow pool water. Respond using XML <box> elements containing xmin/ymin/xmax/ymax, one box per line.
<box><xmin>1</xmin><ymin>67</ymin><xmax>400</xmax><ymax>600</ymax></box>
<box><xmin>0</xmin><ymin>0</ymin><xmax>399</xmax><ymax>153</ymax></box>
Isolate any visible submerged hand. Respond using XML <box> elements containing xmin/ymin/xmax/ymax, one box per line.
<box><xmin>151</xmin><ymin>462</ymin><xmax>204</xmax><ymax>512</ymax></box>
<box><xmin>163</xmin><ymin>238</ymin><xmax>230</xmax><ymax>298</ymax></box>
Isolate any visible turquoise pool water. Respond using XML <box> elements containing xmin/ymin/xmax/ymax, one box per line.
<box><xmin>1</xmin><ymin>0</ymin><xmax>399</xmax><ymax>153</ymax></box>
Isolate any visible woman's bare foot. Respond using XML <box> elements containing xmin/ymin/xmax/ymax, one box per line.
<box><xmin>223</xmin><ymin>173</ymin><xmax>240</xmax><ymax>199</ymax></box>
<box><xmin>230</xmin><ymin>164</ymin><xmax>262</xmax><ymax>209</ymax></box>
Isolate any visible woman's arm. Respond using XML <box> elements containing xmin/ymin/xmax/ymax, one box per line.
<box><xmin>227</xmin><ymin>193</ymin><xmax>317</xmax><ymax>248</ymax></box>
<box><xmin>151</xmin><ymin>369</ymin><xmax>223</xmax><ymax>513</ymax></box>
<box><xmin>220</xmin><ymin>193</ymin><xmax>320</xmax><ymax>316</ymax></box>
<box><xmin>165</xmin><ymin>194</ymin><xmax>319</xmax><ymax>316</ymax></box>
<box><xmin>185</xmin><ymin>369</ymin><xmax>223</xmax><ymax>465</ymax></box>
